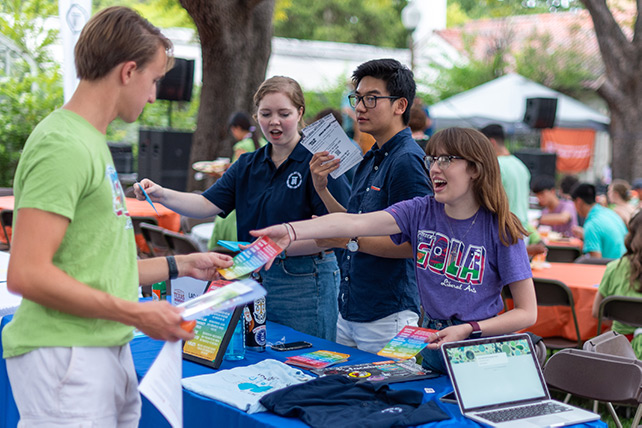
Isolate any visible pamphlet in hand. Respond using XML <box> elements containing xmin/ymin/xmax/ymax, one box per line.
<box><xmin>377</xmin><ymin>326</ymin><xmax>438</xmax><ymax>360</ymax></box>
<box><xmin>285</xmin><ymin>350</ymin><xmax>350</xmax><ymax>370</ymax></box>
<box><xmin>312</xmin><ymin>359</ymin><xmax>437</xmax><ymax>383</ymax></box>
<box><xmin>217</xmin><ymin>236</ymin><xmax>283</xmax><ymax>280</ymax></box>
<box><xmin>178</xmin><ymin>278</ymin><xmax>266</xmax><ymax>321</ymax></box>
<box><xmin>300</xmin><ymin>113</ymin><xmax>363</xmax><ymax>179</ymax></box>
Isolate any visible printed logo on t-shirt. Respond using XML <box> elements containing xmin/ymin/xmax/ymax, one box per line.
<box><xmin>286</xmin><ymin>171</ymin><xmax>303</xmax><ymax>189</ymax></box>
<box><xmin>106</xmin><ymin>165</ymin><xmax>132</xmax><ymax>229</ymax></box>
<box><xmin>415</xmin><ymin>230</ymin><xmax>486</xmax><ymax>293</ymax></box>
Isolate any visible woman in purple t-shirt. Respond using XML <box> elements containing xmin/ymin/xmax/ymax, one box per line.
<box><xmin>253</xmin><ymin>128</ymin><xmax>537</xmax><ymax>372</ymax></box>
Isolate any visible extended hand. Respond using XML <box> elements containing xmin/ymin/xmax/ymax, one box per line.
<box><xmin>425</xmin><ymin>324</ymin><xmax>472</xmax><ymax>349</ymax></box>
<box><xmin>133</xmin><ymin>178</ymin><xmax>165</xmax><ymax>203</ymax></box>
<box><xmin>176</xmin><ymin>252</ymin><xmax>234</xmax><ymax>280</ymax></box>
<box><xmin>134</xmin><ymin>301</ymin><xmax>195</xmax><ymax>342</ymax></box>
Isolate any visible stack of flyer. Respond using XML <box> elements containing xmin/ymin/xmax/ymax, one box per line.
<box><xmin>285</xmin><ymin>350</ymin><xmax>350</xmax><ymax>370</ymax></box>
<box><xmin>377</xmin><ymin>326</ymin><xmax>438</xmax><ymax>360</ymax></box>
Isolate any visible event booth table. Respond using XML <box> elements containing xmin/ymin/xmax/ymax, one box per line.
<box><xmin>529</xmin><ymin>262</ymin><xmax>607</xmax><ymax>342</ymax></box>
<box><xmin>0</xmin><ymin>315</ymin><xmax>605</xmax><ymax>428</ymax></box>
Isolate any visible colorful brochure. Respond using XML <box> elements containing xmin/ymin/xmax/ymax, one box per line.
<box><xmin>178</xmin><ymin>278</ymin><xmax>266</xmax><ymax>321</ymax></box>
<box><xmin>377</xmin><ymin>326</ymin><xmax>438</xmax><ymax>360</ymax></box>
<box><xmin>300</xmin><ymin>113</ymin><xmax>363</xmax><ymax>179</ymax></box>
<box><xmin>217</xmin><ymin>236</ymin><xmax>282</xmax><ymax>280</ymax></box>
<box><xmin>285</xmin><ymin>350</ymin><xmax>350</xmax><ymax>370</ymax></box>
<box><xmin>313</xmin><ymin>360</ymin><xmax>437</xmax><ymax>383</ymax></box>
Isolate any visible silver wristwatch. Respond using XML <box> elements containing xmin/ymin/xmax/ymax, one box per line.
<box><xmin>346</xmin><ymin>237</ymin><xmax>359</xmax><ymax>252</ymax></box>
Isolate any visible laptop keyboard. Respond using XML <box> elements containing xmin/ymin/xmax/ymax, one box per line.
<box><xmin>478</xmin><ymin>402</ymin><xmax>571</xmax><ymax>423</ymax></box>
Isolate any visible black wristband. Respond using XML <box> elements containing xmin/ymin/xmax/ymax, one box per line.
<box><xmin>166</xmin><ymin>255</ymin><xmax>179</xmax><ymax>280</ymax></box>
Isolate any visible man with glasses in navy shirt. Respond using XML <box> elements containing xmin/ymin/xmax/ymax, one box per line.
<box><xmin>310</xmin><ymin>59</ymin><xmax>432</xmax><ymax>353</ymax></box>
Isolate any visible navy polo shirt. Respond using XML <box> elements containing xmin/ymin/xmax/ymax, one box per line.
<box><xmin>340</xmin><ymin>127</ymin><xmax>432</xmax><ymax>322</ymax></box>
<box><xmin>202</xmin><ymin>141</ymin><xmax>350</xmax><ymax>243</ymax></box>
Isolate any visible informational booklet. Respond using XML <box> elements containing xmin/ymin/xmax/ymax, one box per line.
<box><xmin>312</xmin><ymin>359</ymin><xmax>437</xmax><ymax>383</ymax></box>
<box><xmin>377</xmin><ymin>326</ymin><xmax>438</xmax><ymax>360</ymax></box>
<box><xmin>178</xmin><ymin>278</ymin><xmax>266</xmax><ymax>321</ymax></box>
<box><xmin>285</xmin><ymin>350</ymin><xmax>350</xmax><ymax>369</ymax></box>
<box><xmin>217</xmin><ymin>236</ymin><xmax>282</xmax><ymax>280</ymax></box>
<box><xmin>300</xmin><ymin>113</ymin><xmax>363</xmax><ymax>179</ymax></box>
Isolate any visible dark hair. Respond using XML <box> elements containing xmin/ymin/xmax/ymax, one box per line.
<box><xmin>228</xmin><ymin>111</ymin><xmax>260</xmax><ymax>151</ymax></box>
<box><xmin>479</xmin><ymin>124</ymin><xmax>505</xmax><ymax>143</ymax></box>
<box><xmin>315</xmin><ymin>108</ymin><xmax>342</xmax><ymax>127</ymax></box>
<box><xmin>352</xmin><ymin>58</ymin><xmax>415</xmax><ymax>125</ymax></box>
<box><xmin>408</xmin><ymin>101</ymin><xmax>428</xmax><ymax>133</ymax></box>
<box><xmin>427</xmin><ymin>127</ymin><xmax>526</xmax><ymax>246</ymax></box>
<box><xmin>75</xmin><ymin>6</ymin><xmax>173</xmax><ymax>80</ymax></box>
<box><xmin>622</xmin><ymin>210</ymin><xmax>642</xmax><ymax>292</ymax></box>
<box><xmin>531</xmin><ymin>175</ymin><xmax>556</xmax><ymax>194</ymax></box>
<box><xmin>560</xmin><ymin>175</ymin><xmax>579</xmax><ymax>195</ymax></box>
<box><xmin>571</xmin><ymin>183</ymin><xmax>596</xmax><ymax>205</ymax></box>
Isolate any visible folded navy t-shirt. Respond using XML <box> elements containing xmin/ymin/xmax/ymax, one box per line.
<box><xmin>260</xmin><ymin>375</ymin><xmax>450</xmax><ymax>428</ymax></box>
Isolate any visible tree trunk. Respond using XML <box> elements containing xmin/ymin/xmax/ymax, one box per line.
<box><xmin>581</xmin><ymin>0</ymin><xmax>642</xmax><ymax>181</ymax></box>
<box><xmin>179</xmin><ymin>0</ymin><xmax>275</xmax><ymax>191</ymax></box>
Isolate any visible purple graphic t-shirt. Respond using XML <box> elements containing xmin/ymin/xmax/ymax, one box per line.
<box><xmin>542</xmin><ymin>199</ymin><xmax>578</xmax><ymax>236</ymax></box>
<box><xmin>385</xmin><ymin>196</ymin><xmax>532</xmax><ymax>322</ymax></box>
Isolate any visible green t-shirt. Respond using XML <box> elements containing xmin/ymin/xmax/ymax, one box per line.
<box><xmin>2</xmin><ymin>109</ymin><xmax>138</xmax><ymax>358</ymax></box>
<box><xmin>232</xmin><ymin>137</ymin><xmax>267</xmax><ymax>162</ymax></box>
<box><xmin>598</xmin><ymin>257</ymin><xmax>642</xmax><ymax>359</ymax></box>
<box><xmin>498</xmin><ymin>155</ymin><xmax>531</xmax><ymax>228</ymax></box>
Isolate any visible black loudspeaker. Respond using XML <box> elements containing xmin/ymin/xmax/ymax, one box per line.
<box><xmin>138</xmin><ymin>129</ymin><xmax>193</xmax><ymax>191</ymax></box>
<box><xmin>523</xmin><ymin>97</ymin><xmax>557</xmax><ymax>129</ymax></box>
<box><xmin>513</xmin><ymin>149</ymin><xmax>557</xmax><ymax>182</ymax></box>
<box><xmin>107</xmin><ymin>142</ymin><xmax>134</xmax><ymax>174</ymax></box>
<box><xmin>156</xmin><ymin>58</ymin><xmax>195</xmax><ymax>102</ymax></box>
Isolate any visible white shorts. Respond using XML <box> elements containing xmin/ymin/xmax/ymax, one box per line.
<box><xmin>336</xmin><ymin>310</ymin><xmax>419</xmax><ymax>354</ymax></box>
<box><xmin>6</xmin><ymin>345</ymin><xmax>141</xmax><ymax>427</ymax></box>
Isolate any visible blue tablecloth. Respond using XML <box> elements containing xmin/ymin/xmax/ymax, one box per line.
<box><xmin>1</xmin><ymin>315</ymin><xmax>606</xmax><ymax>428</ymax></box>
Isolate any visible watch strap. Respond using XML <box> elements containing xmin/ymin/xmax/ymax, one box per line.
<box><xmin>468</xmin><ymin>321</ymin><xmax>482</xmax><ymax>339</ymax></box>
<box><xmin>166</xmin><ymin>255</ymin><xmax>179</xmax><ymax>280</ymax></box>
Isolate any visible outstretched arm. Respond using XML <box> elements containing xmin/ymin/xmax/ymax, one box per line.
<box><xmin>134</xmin><ymin>179</ymin><xmax>222</xmax><ymax>218</ymax></box>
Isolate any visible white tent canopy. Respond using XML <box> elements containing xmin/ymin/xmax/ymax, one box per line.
<box><xmin>430</xmin><ymin>73</ymin><xmax>610</xmax><ymax>133</ymax></box>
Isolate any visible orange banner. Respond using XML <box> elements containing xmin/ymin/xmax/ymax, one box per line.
<box><xmin>540</xmin><ymin>128</ymin><xmax>595</xmax><ymax>173</ymax></box>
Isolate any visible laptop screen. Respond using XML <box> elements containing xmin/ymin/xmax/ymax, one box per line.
<box><xmin>443</xmin><ymin>334</ymin><xmax>549</xmax><ymax>411</ymax></box>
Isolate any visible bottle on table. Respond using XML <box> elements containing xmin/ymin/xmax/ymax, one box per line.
<box><xmin>151</xmin><ymin>281</ymin><xmax>166</xmax><ymax>301</ymax></box>
<box><xmin>224</xmin><ymin>318</ymin><xmax>245</xmax><ymax>361</ymax></box>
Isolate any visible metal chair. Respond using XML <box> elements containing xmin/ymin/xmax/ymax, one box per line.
<box><xmin>545</xmin><ymin>245</ymin><xmax>582</xmax><ymax>263</ymax></box>
<box><xmin>543</xmin><ymin>348</ymin><xmax>642</xmax><ymax>428</ymax></box>
<box><xmin>140</xmin><ymin>223</ymin><xmax>171</xmax><ymax>257</ymax></box>
<box><xmin>0</xmin><ymin>209</ymin><xmax>13</xmax><ymax>251</ymax></box>
<box><xmin>597</xmin><ymin>295</ymin><xmax>642</xmax><ymax>335</ymax></box>
<box><xmin>163</xmin><ymin>229</ymin><xmax>201</xmax><ymax>255</ymax></box>
<box><xmin>130</xmin><ymin>216</ymin><xmax>159</xmax><ymax>257</ymax></box>
<box><xmin>574</xmin><ymin>257</ymin><xmax>615</xmax><ymax>265</ymax></box>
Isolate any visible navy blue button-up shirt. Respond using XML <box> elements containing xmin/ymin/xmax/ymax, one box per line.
<box><xmin>340</xmin><ymin>127</ymin><xmax>432</xmax><ymax>322</ymax></box>
<box><xmin>203</xmin><ymin>141</ymin><xmax>350</xmax><ymax>243</ymax></box>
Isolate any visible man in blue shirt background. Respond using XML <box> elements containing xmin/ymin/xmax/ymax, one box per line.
<box><xmin>309</xmin><ymin>58</ymin><xmax>432</xmax><ymax>353</ymax></box>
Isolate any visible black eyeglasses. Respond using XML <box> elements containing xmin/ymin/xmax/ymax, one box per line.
<box><xmin>423</xmin><ymin>155</ymin><xmax>466</xmax><ymax>170</ymax></box>
<box><xmin>348</xmin><ymin>94</ymin><xmax>401</xmax><ymax>109</ymax></box>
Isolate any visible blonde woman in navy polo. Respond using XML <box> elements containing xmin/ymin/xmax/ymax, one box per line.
<box><xmin>135</xmin><ymin>77</ymin><xmax>350</xmax><ymax>340</ymax></box>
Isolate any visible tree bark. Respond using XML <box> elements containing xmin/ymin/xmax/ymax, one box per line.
<box><xmin>581</xmin><ymin>0</ymin><xmax>642</xmax><ymax>181</ymax></box>
<box><xmin>179</xmin><ymin>0</ymin><xmax>275</xmax><ymax>191</ymax></box>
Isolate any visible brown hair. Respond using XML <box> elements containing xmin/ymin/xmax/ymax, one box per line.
<box><xmin>622</xmin><ymin>210</ymin><xmax>642</xmax><ymax>292</ymax></box>
<box><xmin>408</xmin><ymin>101</ymin><xmax>428</xmax><ymax>133</ymax></box>
<box><xmin>75</xmin><ymin>6</ymin><xmax>173</xmax><ymax>80</ymax></box>
<box><xmin>426</xmin><ymin>127</ymin><xmax>527</xmax><ymax>246</ymax></box>
<box><xmin>253</xmin><ymin>76</ymin><xmax>306</xmax><ymax>129</ymax></box>
<box><xmin>610</xmin><ymin>179</ymin><xmax>632</xmax><ymax>202</ymax></box>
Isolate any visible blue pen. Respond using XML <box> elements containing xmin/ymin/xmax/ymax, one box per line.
<box><xmin>136</xmin><ymin>182</ymin><xmax>159</xmax><ymax>215</ymax></box>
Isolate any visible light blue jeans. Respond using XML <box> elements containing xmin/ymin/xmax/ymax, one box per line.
<box><xmin>257</xmin><ymin>251</ymin><xmax>340</xmax><ymax>341</ymax></box>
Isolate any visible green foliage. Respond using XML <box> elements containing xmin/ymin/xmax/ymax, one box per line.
<box><xmin>451</xmin><ymin>0</ymin><xmax>581</xmax><ymax>19</ymax></box>
<box><xmin>302</xmin><ymin>77</ymin><xmax>348</xmax><ymax>123</ymax></box>
<box><xmin>274</xmin><ymin>0</ymin><xmax>409</xmax><ymax>48</ymax></box>
<box><xmin>93</xmin><ymin>0</ymin><xmax>194</xmax><ymax>29</ymax></box>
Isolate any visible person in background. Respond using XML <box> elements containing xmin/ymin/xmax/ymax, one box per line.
<box><xmin>207</xmin><ymin>111</ymin><xmax>267</xmax><ymax>248</ymax></box>
<box><xmin>307</xmin><ymin>59</ymin><xmax>432</xmax><ymax>354</ymax></box>
<box><xmin>559</xmin><ymin>174</ymin><xmax>579</xmax><ymax>201</ymax></box>
<box><xmin>136</xmin><ymin>76</ymin><xmax>351</xmax><ymax>341</ymax></box>
<box><xmin>607</xmin><ymin>179</ymin><xmax>636</xmax><ymax>227</ymax></box>
<box><xmin>408</xmin><ymin>99</ymin><xmax>430</xmax><ymax>151</ymax></box>
<box><xmin>2</xmin><ymin>7</ymin><xmax>233</xmax><ymax>426</ymax></box>
<box><xmin>531</xmin><ymin>175</ymin><xmax>578</xmax><ymax>237</ymax></box>
<box><xmin>630</xmin><ymin>178</ymin><xmax>642</xmax><ymax>208</ymax></box>
<box><xmin>571</xmin><ymin>183</ymin><xmax>627</xmax><ymax>259</ymax></box>
<box><xmin>253</xmin><ymin>127</ymin><xmax>537</xmax><ymax>373</ymax></box>
<box><xmin>480</xmin><ymin>124</ymin><xmax>530</xmax><ymax>229</ymax></box>
<box><xmin>592</xmin><ymin>209</ymin><xmax>642</xmax><ymax>359</ymax></box>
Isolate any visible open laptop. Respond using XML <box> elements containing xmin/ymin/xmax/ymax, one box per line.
<box><xmin>441</xmin><ymin>333</ymin><xmax>600</xmax><ymax>427</ymax></box>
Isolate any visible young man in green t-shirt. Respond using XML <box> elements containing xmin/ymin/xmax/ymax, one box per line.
<box><xmin>2</xmin><ymin>7</ymin><xmax>232</xmax><ymax>426</ymax></box>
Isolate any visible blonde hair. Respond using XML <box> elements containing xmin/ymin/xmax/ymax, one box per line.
<box><xmin>427</xmin><ymin>127</ymin><xmax>527</xmax><ymax>246</ymax></box>
<box><xmin>253</xmin><ymin>76</ymin><xmax>306</xmax><ymax>128</ymax></box>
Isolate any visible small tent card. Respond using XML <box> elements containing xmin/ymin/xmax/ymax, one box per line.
<box><xmin>377</xmin><ymin>326</ymin><xmax>438</xmax><ymax>360</ymax></box>
<box><xmin>300</xmin><ymin>113</ymin><xmax>363</xmax><ymax>179</ymax></box>
<box><xmin>285</xmin><ymin>350</ymin><xmax>350</xmax><ymax>370</ymax></box>
<box><xmin>217</xmin><ymin>236</ymin><xmax>282</xmax><ymax>280</ymax></box>
<box><xmin>180</xmin><ymin>279</ymin><xmax>265</xmax><ymax>369</ymax></box>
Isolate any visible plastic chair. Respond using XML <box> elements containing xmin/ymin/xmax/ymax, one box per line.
<box><xmin>164</xmin><ymin>229</ymin><xmax>201</xmax><ymax>255</ymax></box>
<box><xmin>0</xmin><ymin>209</ymin><xmax>13</xmax><ymax>251</ymax></box>
<box><xmin>574</xmin><ymin>257</ymin><xmax>615</xmax><ymax>265</ymax></box>
<box><xmin>597</xmin><ymin>295</ymin><xmax>642</xmax><ymax>334</ymax></box>
<box><xmin>140</xmin><ymin>223</ymin><xmax>171</xmax><ymax>257</ymax></box>
<box><xmin>545</xmin><ymin>245</ymin><xmax>582</xmax><ymax>263</ymax></box>
<box><xmin>543</xmin><ymin>348</ymin><xmax>642</xmax><ymax>428</ymax></box>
